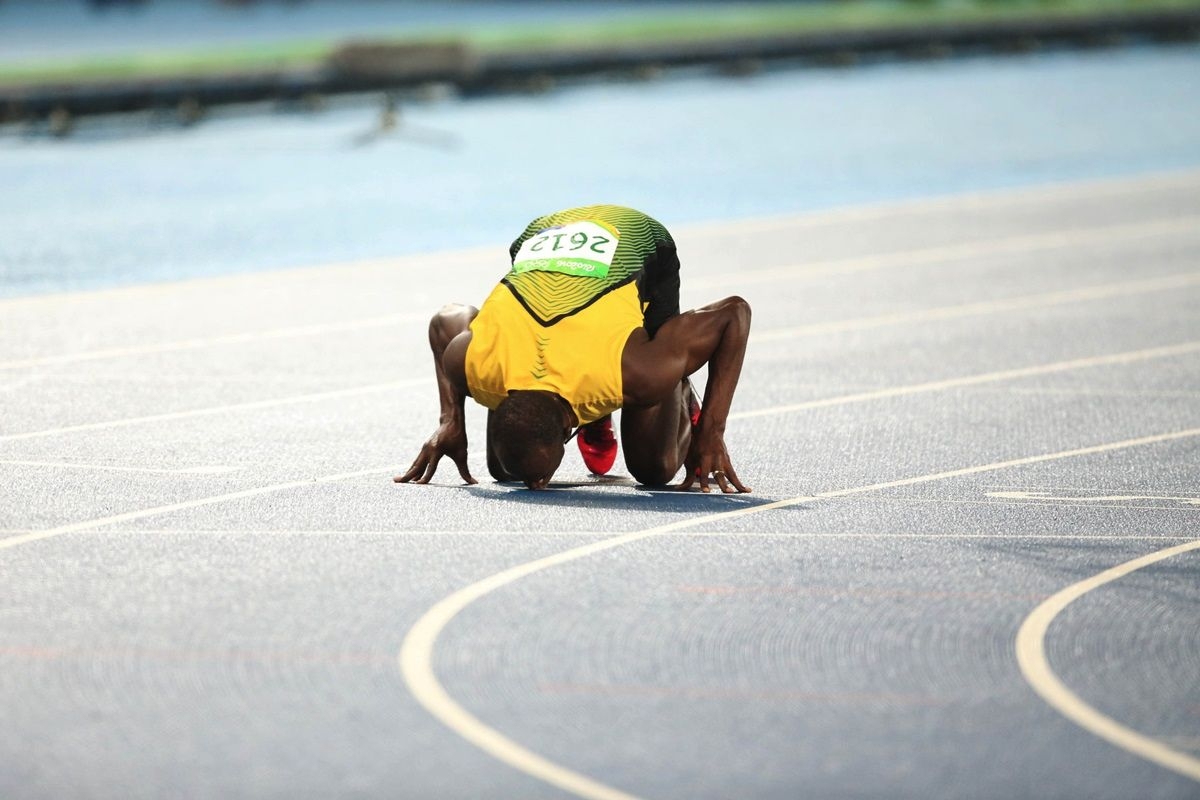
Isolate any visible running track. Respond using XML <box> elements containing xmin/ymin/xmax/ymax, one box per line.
<box><xmin>2</xmin><ymin>171</ymin><xmax>1199</xmax><ymax>798</ymax></box>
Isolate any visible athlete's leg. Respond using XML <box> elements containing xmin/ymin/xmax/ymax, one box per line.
<box><xmin>620</xmin><ymin>379</ymin><xmax>693</xmax><ymax>486</ymax></box>
<box><xmin>620</xmin><ymin>296</ymin><xmax>751</xmax><ymax>492</ymax></box>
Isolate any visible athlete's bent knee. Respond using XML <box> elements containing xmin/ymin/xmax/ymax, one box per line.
<box><xmin>627</xmin><ymin>455</ymin><xmax>679</xmax><ymax>487</ymax></box>
<box><xmin>722</xmin><ymin>295</ymin><xmax>751</xmax><ymax>322</ymax></box>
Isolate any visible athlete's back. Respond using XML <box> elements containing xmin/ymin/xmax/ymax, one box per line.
<box><xmin>504</xmin><ymin>205</ymin><xmax>680</xmax><ymax>333</ymax></box>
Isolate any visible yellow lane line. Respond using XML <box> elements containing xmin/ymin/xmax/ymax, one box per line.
<box><xmin>1015</xmin><ymin>539</ymin><xmax>1200</xmax><ymax>783</ymax></box>
<box><xmin>398</xmin><ymin>426</ymin><xmax>1200</xmax><ymax>800</ymax></box>
<box><xmin>752</xmin><ymin>271</ymin><xmax>1200</xmax><ymax>342</ymax></box>
<box><xmin>0</xmin><ymin>377</ymin><xmax>431</xmax><ymax>443</ymax></box>
<box><xmin>730</xmin><ymin>340</ymin><xmax>1200</xmax><ymax>420</ymax></box>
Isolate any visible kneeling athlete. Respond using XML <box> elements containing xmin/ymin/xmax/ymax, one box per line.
<box><xmin>395</xmin><ymin>204</ymin><xmax>751</xmax><ymax>493</ymax></box>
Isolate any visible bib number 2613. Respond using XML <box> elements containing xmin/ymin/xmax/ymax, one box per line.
<box><xmin>512</xmin><ymin>220</ymin><xmax>619</xmax><ymax>278</ymax></box>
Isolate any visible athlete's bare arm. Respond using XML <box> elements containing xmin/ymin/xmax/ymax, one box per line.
<box><xmin>621</xmin><ymin>296</ymin><xmax>752</xmax><ymax>493</ymax></box>
<box><xmin>394</xmin><ymin>304</ymin><xmax>478</xmax><ymax>485</ymax></box>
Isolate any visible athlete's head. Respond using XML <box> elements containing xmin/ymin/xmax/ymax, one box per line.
<box><xmin>492</xmin><ymin>391</ymin><xmax>574</xmax><ymax>489</ymax></box>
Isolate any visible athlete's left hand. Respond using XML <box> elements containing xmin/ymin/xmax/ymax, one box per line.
<box><xmin>394</xmin><ymin>420</ymin><xmax>476</xmax><ymax>486</ymax></box>
<box><xmin>679</xmin><ymin>426</ymin><xmax>750</xmax><ymax>493</ymax></box>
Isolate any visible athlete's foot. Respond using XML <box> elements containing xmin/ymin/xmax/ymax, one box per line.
<box><xmin>578</xmin><ymin>415</ymin><xmax>618</xmax><ymax>475</ymax></box>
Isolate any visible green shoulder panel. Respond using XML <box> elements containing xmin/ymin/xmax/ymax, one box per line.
<box><xmin>503</xmin><ymin>205</ymin><xmax>674</xmax><ymax>326</ymax></box>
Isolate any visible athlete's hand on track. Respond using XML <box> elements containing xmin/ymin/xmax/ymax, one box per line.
<box><xmin>678</xmin><ymin>426</ymin><xmax>750</xmax><ymax>494</ymax></box>
<box><xmin>394</xmin><ymin>421</ymin><xmax>476</xmax><ymax>485</ymax></box>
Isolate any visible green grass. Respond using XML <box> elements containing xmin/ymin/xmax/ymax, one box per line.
<box><xmin>3</xmin><ymin>0</ymin><xmax>1198</xmax><ymax>88</ymax></box>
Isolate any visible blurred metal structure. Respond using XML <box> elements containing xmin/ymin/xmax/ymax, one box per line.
<box><xmin>2</xmin><ymin>7</ymin><xmax>1199</xmax><ymax>126</ymax></box>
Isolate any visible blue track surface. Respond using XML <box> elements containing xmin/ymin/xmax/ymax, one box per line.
<box><xmin>2</xmin><ymin>168</ymin><xmax>1199</xmax><ymax>799</ymax></box>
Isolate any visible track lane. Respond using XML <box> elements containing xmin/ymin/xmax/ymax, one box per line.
<box><xmin>399</xmin><ymin>427</ymin><xmax>1200</xmax><ymax>800</ymax></box>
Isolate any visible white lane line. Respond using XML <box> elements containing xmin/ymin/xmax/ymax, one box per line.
<box><xmin>0</xmin><ymin>377</ymin><xmax>431</xmax><ymax>443</ymax></box>
<box><xmin>815</xmin><ymin>495</ymin><xmax>1200</xmax><ymax>514</ymax></box>
<box><xmin>1003</xmin><ymin>387</ymin><xmax>1200</xmax><ymax>400</ymax></box>
<box><xmin>4</xmin><ymin>338</ymin><xmax>1194</xmax><ymax>445</ymax></box>
<box><xmin>676</xmin><ymin>531</ymin><xmax>1194</xmax><ymax>542</ymax></box>
<box><xmin>398</xmin><ymin>425</ymin><xmax>1200</xmax><ymax>800</ymax></box>
<box><xmin>684</xmin><ymin>167</ymin><xmax>1200</xmax><ymax>239</ymax></box>
<box><xmin>752</xmin><ymin>271</ymin><xmax>1200</xmax><ymax>342</ymax></box>
<box><xmin>730</xmin><ymin>340</ymin><xmax>1200</xmax><ymax>420</ymax></box>
<box><xmin>4</xmin><ymin>168</ymin><xmax>1194</xmax><ymax>315</ymax></box>
<box><xmin>19</xmin><ymin>529</ymin><xmax>619</xmax><ymax>538</ymax></box>
<box><xmin>48</xmin><ymin>528</ymin><xmax>1194</xmax><ymax>543</ymax></box>
<box><xmin>989</xmin><ymin>490</ymin><xmax>1200</xmax><ymax>506</ymax></box>
<box><xmin>0</xmin><ymin>465</ymin><xmax>398</xmax><ymax>552</ymax></box>
<box><xmin>0</xmin><ymin>460</ymin><xmax>240</xmax><ymax>475</ymax></box>
<box><xmin>0</xmin><ymin>245</ymin><xmax>497</xmax><ymax>311</ymax></box>
<box><xmin>0</xmin><ymin>312</ymin><xmax>425</xmax><ymax>372</ymax></box>
<box><xmin>0</xmin><ymin>352</ymin><xmax>1193</xmax><ymax>792</ymax></box>
<box><xmin>1016</xmin><ymin>539</ymin><xmax>1200</xmax><ymax>783</ymax></box>
<box><xmin>688</xmin><ymin>215</ymin><xmax>1200</xmax><ymax>291</ymax></box>
<box><xmin>4</xmin><ymin>215</ymin><xmax>1195</xmax><ymax>375</ymax></box>
<box><xmin>1159</xmin><ymin>737</ymin><xmax>1200</xmax><ymax>754</ymax></box>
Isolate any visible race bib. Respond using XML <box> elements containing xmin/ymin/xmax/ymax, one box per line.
<box><xmin>512</xmin><ymin>220</ymin><xmax>619</xmax><ymax>278</ymax></box>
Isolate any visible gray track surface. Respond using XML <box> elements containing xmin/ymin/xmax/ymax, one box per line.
<box><xmin>2</xmin><ymin>171</ymin><xmax>1200</xmax><ymax>798</ymax></box>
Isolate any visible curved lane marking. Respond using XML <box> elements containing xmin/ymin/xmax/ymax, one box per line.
<box><xmin>1016</xmin><ymin>539</ymin><xmax>1200</xmax><ymax>783</ymax></box>
<box><xmin>399</xmin><ymin>426</ymin><xmax>1200</xmax><ymax>800</ymax></box>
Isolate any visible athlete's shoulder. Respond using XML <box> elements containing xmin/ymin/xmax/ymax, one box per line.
<box><xmin>525</xmin><ymin>205</ymin><xmax>665</xmax><ymax>230</ymax></box>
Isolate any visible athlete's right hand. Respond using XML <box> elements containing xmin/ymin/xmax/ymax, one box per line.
<box><xmin>394</xmin><ymin>420</ymin><xmax>476</xmax><ymax>485</ymax></box>
<box><xmin>678</xmin><ymin>425</ymin><xmax>751</xmax><ymax>494</ymax></box>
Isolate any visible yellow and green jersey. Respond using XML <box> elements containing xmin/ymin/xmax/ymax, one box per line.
<box><xmin>503</xmin><ymin>205</ymin><xmax>680</xmax><ymax>331</ymax></box>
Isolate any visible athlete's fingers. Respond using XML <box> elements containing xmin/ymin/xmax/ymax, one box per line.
<box><xmin>451</xmin><ymin>452</ymin><xmax>477</xmax><ymax>485</ymax></box>
<box><xmin>714</xmin><ymin>471</ymin><xmax>733</xmax><ymax>493</ymax></box>
<box><xmin>677</xmin><ymin>470</ymin><xmax>696</xmax><ymax>492</ymax></box>
<box><xmin>415</xmin><ymin>452</ymin><xmax>443</xmax><ymax>484</ymax></box>
<box><xmin>724</xmin><ymin>464</ymin><xmax>751</xmax><ymax>493</ymax></box>
<box><xmin>395</xmin><ymin>453</ymin><xmax>428</xmax><ymax>483</ymax></box>
<box><xmin>699</xmin><ymin>469</ymin><xmax>711</xmax><ymax>494</ymax></box>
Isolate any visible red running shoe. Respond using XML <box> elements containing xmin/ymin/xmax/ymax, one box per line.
<box><xmin>578</xmin><ymin>415</ymin><xmax>618</xmax><ymax>475</ymax></box>
<box><xmin>685</xmin><ymin>379</ymin><xmax>702</xmax><ymax>428</ymax></box>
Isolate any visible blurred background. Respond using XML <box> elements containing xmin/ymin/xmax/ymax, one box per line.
<box><xmin>2</xmin><ymin>0</ymin><xmax>1199</xmax><ymax>297</ymax></box>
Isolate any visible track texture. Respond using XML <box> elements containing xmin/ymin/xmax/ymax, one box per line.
<box><xmin>2</xmin><ymin>171</ymin><xmax>1200</xmax><ymax>798</ymax></box>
